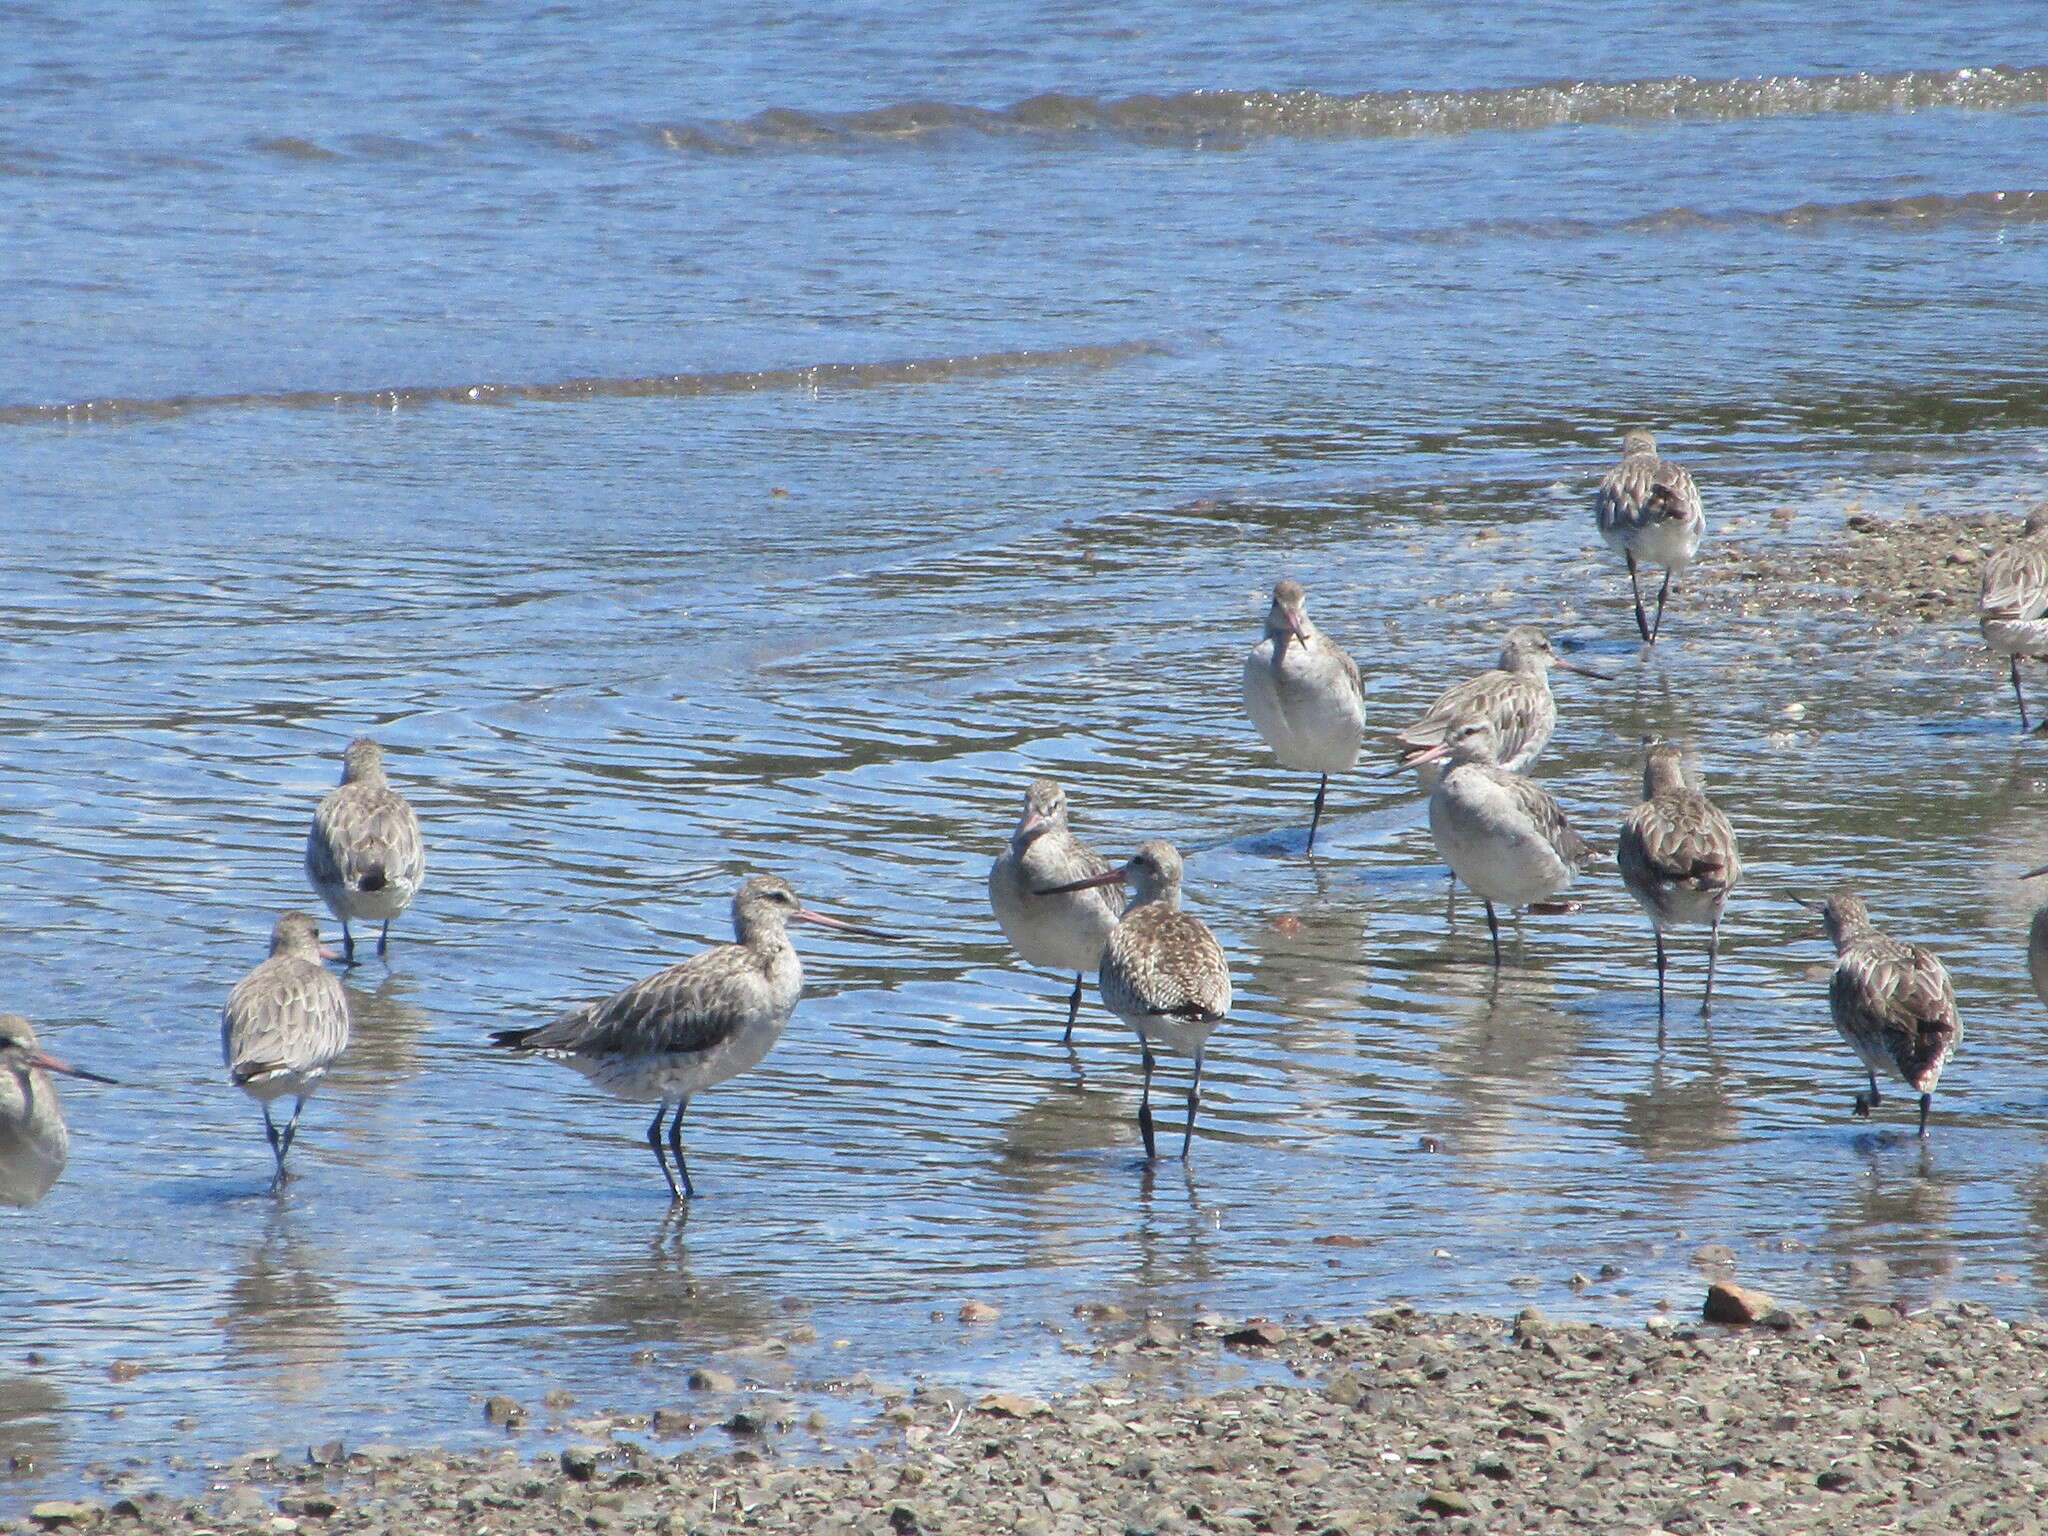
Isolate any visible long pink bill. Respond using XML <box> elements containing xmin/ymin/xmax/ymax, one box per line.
<box><xmin>792</xmin><ymin>908</ymin><xmax>891</xmax><ymax>942</ymax></box>
<box><xmin>2023</xmin><ymin>863</ymin><xmax>2048</xmax><ymax>881</ymax></box>
<box><xmin>1398</xmin><ymin>739</ymin><xmax>1454</xmax><ymax>770</ymax></box>
<box><xmin>30</xmin><ymin>1050</ymin><xmax>118</xmax><ymax>1086</ymax></box>
<box><xmin>1554</xmin><ymin>655</ymin><xmax>1617</xmax><ymax>681</ymax></box>
<box><xmin>1035</xmin><ymin>868</ymin><xmax>1129</xmax><ymax>897</ymax></box>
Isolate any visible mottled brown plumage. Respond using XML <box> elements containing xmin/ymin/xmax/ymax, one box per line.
<box><xmin>1396</xmin><ymin>625</ymin><xmax>1608</xmax><ymax>789</ymax></box>
<box><xmin>305</xmin><ymin>737</ymin><xmax>426</xmax><ymax>965</ymax></box>
<box><xmin>1617</xmin><ymin>741</ymin><xmax>1742</xmax><ymax>1022</ymax></box>
<box><xmin>221</xmin><ymin>910</ymin><xmax>352</xmax><ymax>1185</ymax></box>
<box><xmin>1594</xmin><ymin>429</ymin><xmax>1704</xmax><ymax>644</ymax></box>
<box><xmin>1977</xmin><ymin>502</ymin><xmax>2048</xmax><ymax>729</ymax></box>
<box><xmin>1817</xmin><ymin>890</ymin><xmax>1959</xmax><ymax>1137</ymax></box>
<box><xmin>1039</xmin><ymin>840</ymin><xmax>1231</xmax><ymax>1160</ymax></box>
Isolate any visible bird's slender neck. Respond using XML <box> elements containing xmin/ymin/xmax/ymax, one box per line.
<box><xmin>1126</xmin><ymin>877</ymin><xmax>1181</xmax><ymax>914</ymax></box>
<box><xmin>1642</xmin><ymin>753</ymin><xmax>1686</xmax><ymax>797</ymax></box>
<box><xmin>343</xmin><ymin>760</ymin><xmax>388</xmax><ymax>790</ymax></box>
<box><xmin>733</xmin><ymin>906</ymin><xmax>793</xmax><ymax>950</ymax></box>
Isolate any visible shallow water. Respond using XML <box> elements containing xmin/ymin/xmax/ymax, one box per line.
<box><xmin>7</xmin><ymin>0</ymin><xmax>2048</xmax><ymax>1505</ymax></box>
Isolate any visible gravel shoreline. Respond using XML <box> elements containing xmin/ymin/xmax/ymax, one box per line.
<box><xmin>18</xmin><ymin>1299</ymin><xmax>2048</xmax><ymax>1535</ymax></box>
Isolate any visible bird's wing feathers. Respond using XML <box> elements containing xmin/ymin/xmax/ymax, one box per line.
<box><xmin>308</xmin><ymin>785</ymin><xmax>425</xmax><ymax>892</ymax></box>
<box><xmin>1619</xmin><ymin>792</ymin><xmax>1739</xmax><ymax>891</ymax></box>
<box><xmin>1837</xmin><ymin>938</ymin><xmax>1959</xmax><ymax>1087</ymax></box>
<box><xmin>221</xmin><ymin>957</ymin><xmax>351</xmax><ymax>1076</ymax></box>
<box><xmin>514</xmin><ymin>948</ymin><xmax>764</xmax><ymax>1059</ymax></box>
<box><xmin>1980</xmin><ymin>541</ymin><xmax>2048</xmax><ymax>620</ymax></box>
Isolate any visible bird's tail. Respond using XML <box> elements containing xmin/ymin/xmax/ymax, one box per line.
<box><xmin>489</xmin><ymin>1027</ymin><xmax>538</xmax><ymax>1051</ymax></box>
<box><xmin>356</xmin><ymin>863</ymin><xmax>389</xmax><ymax>894</ymax></box>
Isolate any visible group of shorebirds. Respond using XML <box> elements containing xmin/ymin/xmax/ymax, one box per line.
<box><xmin>6</xmin><ymin>432</ymin><xmax>2047</xmax><ymax>1209</ymax></box>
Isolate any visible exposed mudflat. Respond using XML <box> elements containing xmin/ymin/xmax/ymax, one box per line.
<box><xmin>22</xmin><ymin>1300</ymin><xmax>2047</xmax><ymax>1535</ymax></box>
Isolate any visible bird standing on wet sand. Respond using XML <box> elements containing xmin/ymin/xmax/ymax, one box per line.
<box><xmin>222</xmin><ymin>911</ymin><xmax>353</xmax><ymax>1186</ymax></box>
<box><xmin>305</xmin><ymin>737</ymin><xmax>426</xmax><ymax>965</ymax></box>
<box><xmin>1242</xmin><ymin>579</ymin><xmax>1365</xmax><ymax>853</ymax></box>
<box><xmin>1976</xmin><ymin>502</ymin><xmax>2048</xmax><ymax>730</ymax></box>
<box><xmin>1617</xmin><ymin>740</ymin><xmax>1742</xmax><ymax>1023</ymax></box>
<box><xmin>988</xmin><ymin>778</ymin><xmax>1122</xmax><ymax>1043</ymax></box>
<box><xmin>1395</xmin><ymin>625</ymin><xmax>1610</xmax><ymax>790</ymax></box>
<box><xmin>1406</xmin><ymin>719</ymin><xmax>1596</xmax><ymax>965</ymax></box>
<box><xmin>0</xmin><ymin>1015</ymin><xmax>117</xmax><ymax>1209</ymax></box>
<box><xmin>1594</xmin><ymin>429</ymin><xmax>1704</xmax><ymax>645</ymax></box>
<box><xmin>1807</xmin><ymin>890</ymin><xmax>1959</xmax><ymax>1137</ymax></box>
<box><xmin>491</xmin><ymin>874</ymin><xmax>880</xmax><ymax>1202</ymax></box>
<box><xmin>1038</xmin><ymin>841</ymin><xmax>1231</xmax><ymax>1161</ymax></box>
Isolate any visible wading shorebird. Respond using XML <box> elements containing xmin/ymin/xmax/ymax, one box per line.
<box><xmin>0</xmin><ymin>1016</ymin><xmax>117</xmax><ymax>1209</ymax></box>
<box><xmin>1805</xmin><ymin>890</ymin><xmax>1959</xmax><ymax>1137</ymax></box>
<box><xmin>306</xmin><ymin>737</ymin><xmax>426</xmax><ymax>965</ymax></box>
<box><xmin>2020</xmin><ymin>864</ymin><xmax>2048</xmax><ymax>1012</ymax></box>
<box><xmin>1594</xmin><ymin>429</ymin><xmax>1704</xmax><ymax>645</ymax></box>
<box><xmin>988</xmin><ymin>778</ymin><xmax>1122</xmax><ymax>1043</ymax></box>
<box><xmin>1395</xmin><ymin>625</ymin><xmax>1612</xmax><ymax>791</ymax></box>
<box><xmin>1977</xmin><ymin>502</ymin><xmax>2048</xmax><ymax>730</ymax></box>
<box><xmin>1038</xmin><ymin>841</ymin><xmax>1231</xmax><ymax>1160</ymax></box>
<box><xmin>491</xmin><ymin>874</ymin><xmax>881</xmax><ymax>1202</ymax></box>
<box><xmin>1616</xmin><ymin>740</ymin><xmax>1742</xmax><ymax>1023</ymax></box>
<box><xmin>222</xmin><ymin>911</ymin><xmax>353</xmax><ymax>1187</ymax></box>
<box><xmin>1406</xmin><ymin>719</ymin><xmax>1595</xmax><ymax>965</ymax></box>
<box><xmin>1242</xmin><ymin>579</ymin><xmax>1365</xmax><ymax>853</ymax></box>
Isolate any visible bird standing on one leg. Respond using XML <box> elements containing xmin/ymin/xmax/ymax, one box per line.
<box><xmin>1038</xmin><ymin>841</ymin><xmax>1230</xmax><ymax>1161</ymax></box>
<box><xmin>1616</xmin><ymin>740</ymin><xmax>1742</xmax><ymax>1025</ymax></box>
<box><xmin>1806</xmin><ymin>890</ymin><xmax>1959</xmax><ymax>1137</ymax></box>
<box><xmin>1594</xmin><ymin>429</ymin><xmax>1704</xmax><ymax>645</ymax></box>
<box><xmin>222</xmin><ymin>911</ymin><xmax>352</xmax><ymax>1187</ymax></box>
<box><xmin>1242</xmin><ymin>579</ymin><xmax>1365</xmax><ymax>854</ymax></box>
<box><xmin>305</xmin><ymin>737</ymin><xmax>426</xmax><ymax>965</ymax></box>
<box><xmin>988</xmin><ymin>778</ymin><xmax>1122</xmax><ymax>1044</ymax></box>
<box><xmin>1976</xmin><ymin>502</ymin><xmax>2048</xmax><ymax>731</ymax></box>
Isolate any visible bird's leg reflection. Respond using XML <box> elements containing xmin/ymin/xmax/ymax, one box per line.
<box><xmin>1136</xmin><ymin>1044</ymin><xmax>1158</xmax><ymax>1162</ymax></box>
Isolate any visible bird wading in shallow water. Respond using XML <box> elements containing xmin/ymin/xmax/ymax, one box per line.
<box><xmin>1406</xmin><ymin>719</ymin><xmax>1595</xmax><ymax>966</ymax></box>
<box><xmin>1976</xmin><ymin>502</ymin><xmax>2048</xmax><ymax>731</ymax></box>
<box><xmin>221</xmin><ymin>911</ymin><xmax>352</xmax><ymax>1187</ymax></box>
<box><xmin>1242</xmin><ymin>579</ymin><xmax>1365</xmax><ymax>854</ymax></box>
<box><xmin>1616</xmin><ymin>740</ymin><xmax>1742</xmax><ymax>1026</ymax></box>
<box><xmin>1594</xmin><ymin>429</ymin><xmax>1704</xmax><ymax>645</ymax></box>
<box><xmin>988</xmin><ymin>778</ymin><xmax>1122</xmax><ymax>1044</ymax></box>
<box><xmin>1395</xmin><ymin>625</ymin><xmax>1611</xmax><ymax>792</ymax></box>
<box><xmin>305</xmin><ymin>737</ymin><xmax>426</xmax><ymax>965</ymax></box>
<box><xmin>1805</xmin><ymin>890</ymin><xmax>1959</xmax><ymax>1138</ymax></box>
<box><xmin>1038</xmin><ymin>841</ymin><xmax>1231</xmax><ymax>1161</ymax></box>
<box><xmin>491</xmin><ymin>874</ymin><xmax>882</xmax><ymax>1202</ymax></box>
<box><xmin>0</xmin><ymin>1015</ymin><xmax>117</xmax><ymax>1209</ymax></box>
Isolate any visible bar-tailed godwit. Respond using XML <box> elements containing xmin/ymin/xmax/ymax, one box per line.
<box><xmin>221</xmin><ymin>911</ymin><xmax>353</xmax><ymax>1185</ymax></box>
<box><xmin>1242</xmin><ymin>579</ymin><xmax>1365</xmax><ymax>852</ymax></box>
<box><xmin>491</xmin><ymin>874</ymin><xmax>879</xmax><ymax>1201</ymax></box>
<box><xmin>1039</xmin><ymin>840</ymin><xmax>1230</xmax><ymax>1160</ymax></box>
<box><xmin>1395</xmin><ymin>625</ymin><xmax>1610</xmax><ymax>790</ymax></box>
<box><xmin>1807</xmin><ymin>890</ymin><xmax>1959</xmax><ymax>1137</ymax></box>
<box><xmin>1977</xmin><ymin>503</ymin><xmax>2048</xmax><ymax>730</ymax></box>
<box><xmin>1594</xmin><ymin>429</ymin><xmax>1703</xmax><ymax>645</ymax></box>
<box><xmin>988</xmin><ymin>778</ymin><xmax>1122</xmax><ymax>1042</ymax></box>
<box><xmin>1405</xmin><ymin>719</ymin><xmax>1595</xmax><ymax>965</ymax></box>
<box><xmin>1617</xmin><ymin>740</ymin><xmax>1742</xmax><ymax>1021</ymax></box>
<box><xmin>306</xmin><ymin>737</ymin><xmax>426</xmax><ymax>965</ymax></box>
<box><xmin>0</xmin><ymin>1016</ymin><xmax>116</xmax><ymax>1209</ymax></box>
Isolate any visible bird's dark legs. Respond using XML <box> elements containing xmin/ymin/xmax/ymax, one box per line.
<box><xmin>2014</xmin><ymin>657</ymin><xmax>2032</xmax><ymax>732</ymax></box>
<box><xmin>1063</xmin><ymin>975</ymin><xmax>1084</xmax><ymax>1044</ymax></box>
<box><xmin>1703</xmin><ymin>913</ymin><xmax>1723</xmax><ymax>1019</ymax></box>
<box><xmin>1182</xmin><ymin>1049</ymin><xmax>1205</xmax><ymax>1160</ymax></box>
<box><xmin>1917</xmin><ymin>1092</ymin><xmax>1932</xmax><ymax>1139</ymax></box>
<box><xmin>339</xmin><ymin>920</ymin><xmax>357</xmax><ymax>967</ymax></box>
<box><xmin>1307</xmin><ymin>774</ymin><xmax>1329</xmax><ymax>853</ymax></box>
<box><xmin>1653</xmin><ymin>929</ymin><xmax>1668</xmax><ymax>1021</ymax></box>
<box><xmin>1625</xmin><ymin>552</ymin><xmax>1652</xmax><ymax>643</ymax></box>
<box><xmin>667</xmin><ymin>1099</ymin><xmax>694</xmax><ymax>1200</ymax></box>
<box><xmin>646</xmin><ymin>1105</ymin><xmax>683</xmax><ymax>1201</ymax></box>
<box><xmin>261</xmin><ymin>1103</ymin><xmax>287</xmax><ymax>1182</ymax></box>
<box><xmin>1483</xmin><ymin>901</ymin><xmax>1503</xmax><ymax>967</ymax></box>
<box><xmin>1444</xmin><ymin>871</ymin><xmax>1457</xmax><ymax>927</ymax></box>
<box><xmin>1649</xmin><ymin>568</ymin><xmax>1674</xmax><ymax>644</ymax></box>
<box><xmin>377</xmin><ymin>918</ymin><xmax>392</xmax><ymax>958</ymax></box>
<box><xmin>1854</xmin><ymin>1071</ymin><xmax>1883</xmax><ymax>1118</ymax></box>
<box><xmin>1137</xmin><ymin>1043</ymin><xmax>1158</xmax><ymax>1161</ymax></box>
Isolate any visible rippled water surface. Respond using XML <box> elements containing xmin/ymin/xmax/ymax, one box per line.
<box><xmin>8</xmin><ymin>0</ymin><xmax>2048</xmax><ymax>1505</ymax></box>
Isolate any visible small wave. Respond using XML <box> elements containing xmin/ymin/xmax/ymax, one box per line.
<box><xmin>1384</xmin><ymin>188</ymin><xmax>2048</xmax><ymax>245</ymax></box>
<box><xmin>233</xmin><ymin>63</ymin><xmax>2048</xmax><ymax>165</ymax></box>
<box><xmin>0</xmin><ymin>341</ymin><xmax>1167</xmax><ymax>427</ymax></box>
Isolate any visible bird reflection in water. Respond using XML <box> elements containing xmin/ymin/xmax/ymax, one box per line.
<box><xmin>220</xmin><ymin>1209</ymin><xmax>344</xmax><ymax>1401</ymax></box>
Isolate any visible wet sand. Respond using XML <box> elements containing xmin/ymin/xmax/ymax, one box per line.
<box><xmin>21</xmin><ymin>1298</ymin><xmax>2048</xmax><ymax>1535</ymax></box>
